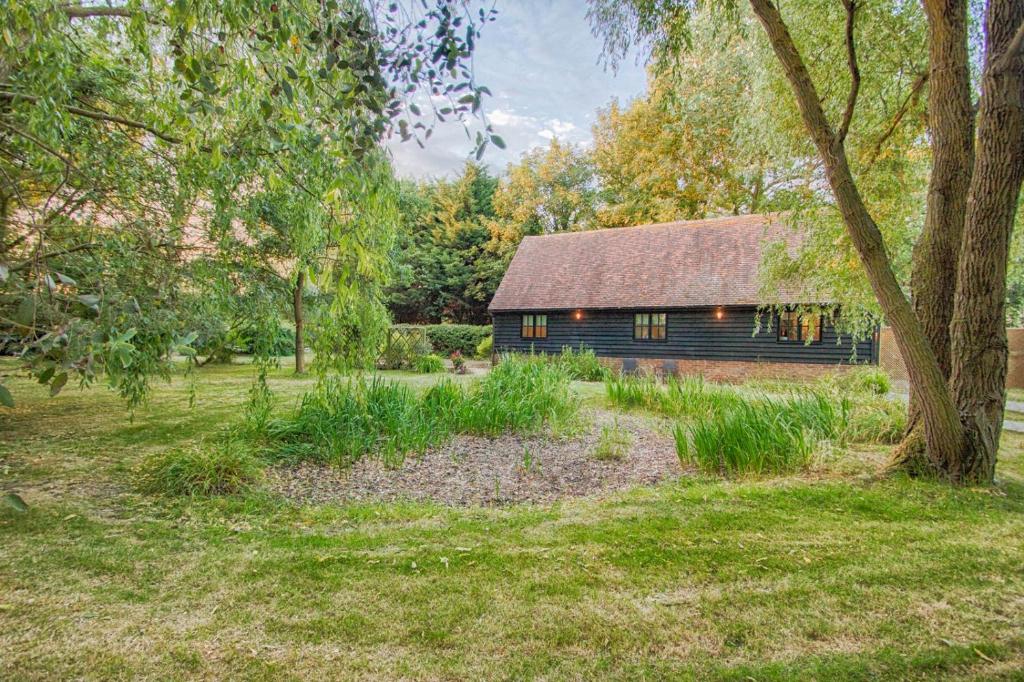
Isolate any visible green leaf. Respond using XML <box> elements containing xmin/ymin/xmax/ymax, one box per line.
<box><xmin>50</xmin><ymin>373</ymin><xmax>69</xmax><ymax>397</ymax></box>
<box><xmin>2</xmin><ymin>493</ymin><xmax>27</xmax><ymax>513</ymax></box>
<box><xmin>489</xmin><ymin>134</ymin><xmax>506</xmax><ymax>150</ymax></box>
<box><xmin>78</xmin><ymin>294</ymin><xmax>100</xmax><ymax>310</ymax></box>
<box><xmin>0</xmin><ymin>383</ymin><xmax>13</xmax><ymax>408</ymax></box>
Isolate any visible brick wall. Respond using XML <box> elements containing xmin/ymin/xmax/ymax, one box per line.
<box><xmin>879</xmin><ymin>327</ymin><xmax>1024</xmax><ymax>389</ymax></box>
<box><xmin>599</xmin><ymin>356</ymin><xmax>854</xmax><ymax>383</ymax></box>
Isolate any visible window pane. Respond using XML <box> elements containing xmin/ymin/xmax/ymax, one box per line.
<box><xmin>536</xmin><ymin>315</ymin><xmax>547</xmax><ymax>338</ymax></box>
<box><xmin>787</xmin><ymin>311</ymin><xmax>800</xmax><ymax>340</ymax></box>
<box><xmin>802</xmin><ymin>314</ymin><xmax>822</xmax><ymax>342</ymax></box>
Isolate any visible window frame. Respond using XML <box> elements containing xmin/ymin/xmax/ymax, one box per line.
<box><xmin>520</xmin><ymin>313</ymin><xmax>547</xmax><ymax>339</ymax></box>
<box><xmin>633</xmin><ymin>312</ymin><xmax>667</xmax><ymax>342</ymax></box>
<box><xmin>777</xmin><ymin>309</ymin><xmax>823</xmax><ymax>344</ymax></box>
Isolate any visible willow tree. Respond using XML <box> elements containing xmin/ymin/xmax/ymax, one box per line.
<box><xmin>0</xmin><ymin>0</ymin><xmax>498</xmax><ymax>406</ymax></box>
<box><xmin>590</xmin><ymin>0</ymin><xmax>1024</xmax><ymax>483</ymax></box>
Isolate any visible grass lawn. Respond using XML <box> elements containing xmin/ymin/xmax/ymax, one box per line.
<box><xmin>2</xmin><ymin>362</ymin><xmax>1023</xmax><ymax>680</ymax></box>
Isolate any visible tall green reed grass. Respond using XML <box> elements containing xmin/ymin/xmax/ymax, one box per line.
<box><xmin>261</xmin><ymin>354</ymin><xmax>581</xmax><ymax>466</ymax></box>
<box><xmin>674</xmin><ymin>392</ymin><xmax>847</xmax><ymax>476</ymax></box>
<box><xmin>605</xmin><ymin>373</ymin><xmax>744</xmax><ymax>418</ymax></box>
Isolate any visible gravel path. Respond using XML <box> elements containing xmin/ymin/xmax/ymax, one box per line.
<box><xmin>265</xmin><ymin>410</ymin><xmax>685</xmax><ymax>506</ymax></box>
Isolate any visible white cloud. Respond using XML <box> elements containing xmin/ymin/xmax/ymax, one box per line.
<box><xmin>387</xmin><ymin>0</ymin><xmax>647</xmax><ymax>178</ymax></box>
<box><xmin>488</xmin><ymin>108</ymin><xmax>536</xmax><ymax>128</ymax></box>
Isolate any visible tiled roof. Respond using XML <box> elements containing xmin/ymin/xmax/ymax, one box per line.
<box><xmin>487</xmin><ymin>214</ymin><xmax>803</xmax><ymax>312</ymax></box>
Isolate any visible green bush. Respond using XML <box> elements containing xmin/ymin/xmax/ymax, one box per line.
<box><xmin>392</xmin><ymin>324</ymin><xmax>492</xmax><ymax>357</ymax></box>
<box><xmin>674</xmin><ymin>392</ymin><xmax>845</xmax><ymax>476</ymax></box>
<box><xmin>475</xmin><ymin>335</ymin><xmax>493</xmax><ymax>359</ymax></box>
<box><xmin>261</xmin><ymin>354</ymin><xmax>579</xmax><ymax>466</ymax></box>
<box><xmin>556</xmin><ymin>345</ymin><xmax>611</xmax><ymax>381</ymax></box>
<box><xmin>414</xmin><ymin>353</ymin><xmax>446</xmax><ymax>374</ymax></box>
<box><xmin>137</xmin><ymin>438</ymin><xmax>262</xmax><ymax>496</ymax></box>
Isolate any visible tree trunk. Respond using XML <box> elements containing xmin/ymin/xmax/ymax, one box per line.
<box><xmin>890</xmin><ymin>0</ymin><xmax>975</xmax><ymax>473</ymax></box>
<box><xmin>294</xmin><ymin>270</ymin><xmax>305</xmax><ymax>374</ymax></box>
<box><xmin>749</xmin><ymin>0</ymin><xmax>967</xmax><ymax>469</ymax></box>
<box><xmin>948</xmin><ymin>0</ymin><xmax>1024</xmax><ymax>483</ymax></box>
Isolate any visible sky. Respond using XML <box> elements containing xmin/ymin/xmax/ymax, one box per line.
<box><xmin>386</xmin><ymin>0</ymin><xmax>648</xmax><ymax>180</ymax></box>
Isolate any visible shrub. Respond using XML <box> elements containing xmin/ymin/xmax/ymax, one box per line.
<box><xmin>414</xmin><ymin>353</ymin><xmax>445</xmax><ymax>374</ymax></box>
<box><xmin>137</xmin><ymin>438</ymin><xmax>262</xmax><ymax>496</ymax></box>
<box><xmin>424</xmin><ymin>324</ymin><xmax>492</xmax><ymax>356</ymax></box>
<box><xmin>556</xmin><ymin>345</ymin><xmax>611</xmax><ymax>381</ymax></box>
<box><xmin>476</xmin><ymin>334</ymin><xmax>493</xmax><ymax>359</ymax></box>
<box><xmin>450</xmin><ymin>350</ymin><xmax>467</xmax><ymax>374</ymax></box>
<box><xmin>593</xmin><ymin>420</ymin><xmax>631</xmax><ymax>461</ymax></box>
<box><xmin>674</xmin><ymin>392</ymin><xmax>845</xmax><ymax>476</ymax></box>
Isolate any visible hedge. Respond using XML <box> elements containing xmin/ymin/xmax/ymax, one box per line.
<box><xmin>392</xmin><ymin>323</ymin><xmax>492</xmax><ymax>357</ymax></box>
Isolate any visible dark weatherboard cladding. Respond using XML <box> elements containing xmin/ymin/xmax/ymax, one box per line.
<box><xmin>492</xmin><ymin>306</ymin><xmax>876</xmax><ymax>365</ymax></box>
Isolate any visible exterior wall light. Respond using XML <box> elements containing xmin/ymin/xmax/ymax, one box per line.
<box><xmin>715</xmin><ymin>308</ymin><xmax>724</xmax><ymax>320</ymax></box>
<box><xmin>574</xmin><ymin>310</ymin><xmax>583</xmax><ymax>320</ymax></box>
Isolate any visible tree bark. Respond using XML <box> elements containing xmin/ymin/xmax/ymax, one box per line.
<box><xmin>748</xmin><ymin>0</ymin><xmax>967</xmax><ymax>469</ymax></box>
<box><xmin>948</xmin><ymin>0</ymin><xmax>1024</xmax><ymax>482</ymax></box>
<box><xmin>294</xmin><ymin>270</ymin><xmax>305</xmax><ymax>374</ymax></box>
<box><xmin>891</xmin><ymin>0</ymin><xmax>975</xmax><ymax>472</ymax></box>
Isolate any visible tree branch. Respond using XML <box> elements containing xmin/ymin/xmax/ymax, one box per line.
<box><xmin>865</xmin><ymin>71</ymin><xmax>928</xmax><ymax>167</ymax></box>
<box><xmin>992</xmin><ymin>20</ymin><xmax>1024</xmax><ymax>74</ymax></box>
<box><xmin>60</xmin><ymin>5</ymin><xmax>135</xmax><ymax>20</ymax></box>
<box><xmin>0</xmin><ymin>91</ymin><xmax>182</xmax><ymax>145</ymax></box>
<box><xmin>0</xmin><ymin>120</ymin><xmax>77</xmax><ymax>169</ymax></box>
<box><xmin>837</xmin><ymin>0</ymin><xmax>860</xmax><ymax>145</ymax></box>
<box><xmin>9</xmin><ymin>243</ymin><xmax>98</xmax><ymax>273</ymax></box>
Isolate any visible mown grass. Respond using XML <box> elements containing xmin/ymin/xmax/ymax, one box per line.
<box><xmin>1</xmin><ymin>360</ymin><xmax>1023</xmax><ymax>679</ymax></box>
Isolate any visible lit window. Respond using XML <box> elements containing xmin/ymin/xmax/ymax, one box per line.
<box><xmin>521</xmin><ymin>314</ymin><xmax>547</xmax><ymax>339</ymax></box>
<box><xmin>634</xmin><ymin>312</ymin><xmax>667</xmax><ymax>341</ymax></box>
<box><xmin>778</xmin><ymin>310</ymin><xmax>822</xmax><ymax>343</ymax></box>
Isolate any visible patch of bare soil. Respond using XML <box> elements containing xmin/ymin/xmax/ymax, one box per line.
<box><xmin>265</xmin><ymin>410</ymin><xmax>685</xmax><ymax>506</ymax></box>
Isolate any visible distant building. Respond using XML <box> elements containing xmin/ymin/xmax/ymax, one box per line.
<box><xmin>488</xmin><ymin>214</ymin><xmax>878</xmax><ymax>381</ymax></box>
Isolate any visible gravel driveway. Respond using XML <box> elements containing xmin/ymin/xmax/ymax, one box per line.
<box><xmin>265</xmin><ymin>410</ymin><xmax>685</xmax><ymax>506</ymax></box>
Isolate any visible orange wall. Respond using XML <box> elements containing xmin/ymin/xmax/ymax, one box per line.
<box><xmin>879</xmin><ymin>327</ymin><xmax>1024</xmax><ymax>389</ymax></box>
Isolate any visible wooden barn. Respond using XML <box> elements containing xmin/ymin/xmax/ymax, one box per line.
<box><xmin>487</xmin><ymin>214</ymin><xmax>878</xmax><ymax>381</ymax></box>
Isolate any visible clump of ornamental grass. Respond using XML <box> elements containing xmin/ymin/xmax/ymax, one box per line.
<box><xmin>842</xmin><ymin>395</ymin><xmax>906</xmax><ymax>444</ymax></box>
<box><xmin>260</xmin><ymin>354</ymin><xmax>580</xmax><ymax>466</ymax></box>
<box><xmin>674</xmin><ymin>392</ymin><xmax>847</xmax><ymax>477</ymax></box>
<box><xmin>593</xmin><ymin>420</ymin><xmax>632</xmax><ymax>461</ymax></box>
<box><xmin>555</xmin><ymin>345</ymin><xmax>611</xmax><ymax>381</ymax></box>
<box><xmin>414</xmin><ymin>353</ymin><xmax>446</xmax><ymax>374</ymax></box>
<box><xmin>461</xmin><ymin>354</ymin><xmax>581</xmax><ymax>436</ymax></box>
<box><xmin>819</xmin><ymin>366</ymin><xmax>892</xmax><ymax>396</ymax></box>
<box><xmin>264</xmin><ymin>376</ymin><xmax>444</xmax><ymax>467</ymax></box>
<box><xmin>605</xmin><ymin>373</ymin><xmax>744</xmax><ymax>418</ymax></box>
<box><xmin>136</xmin><ymin>437</ymin><xmax>262</xmax><ymax>496</ymax></box>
